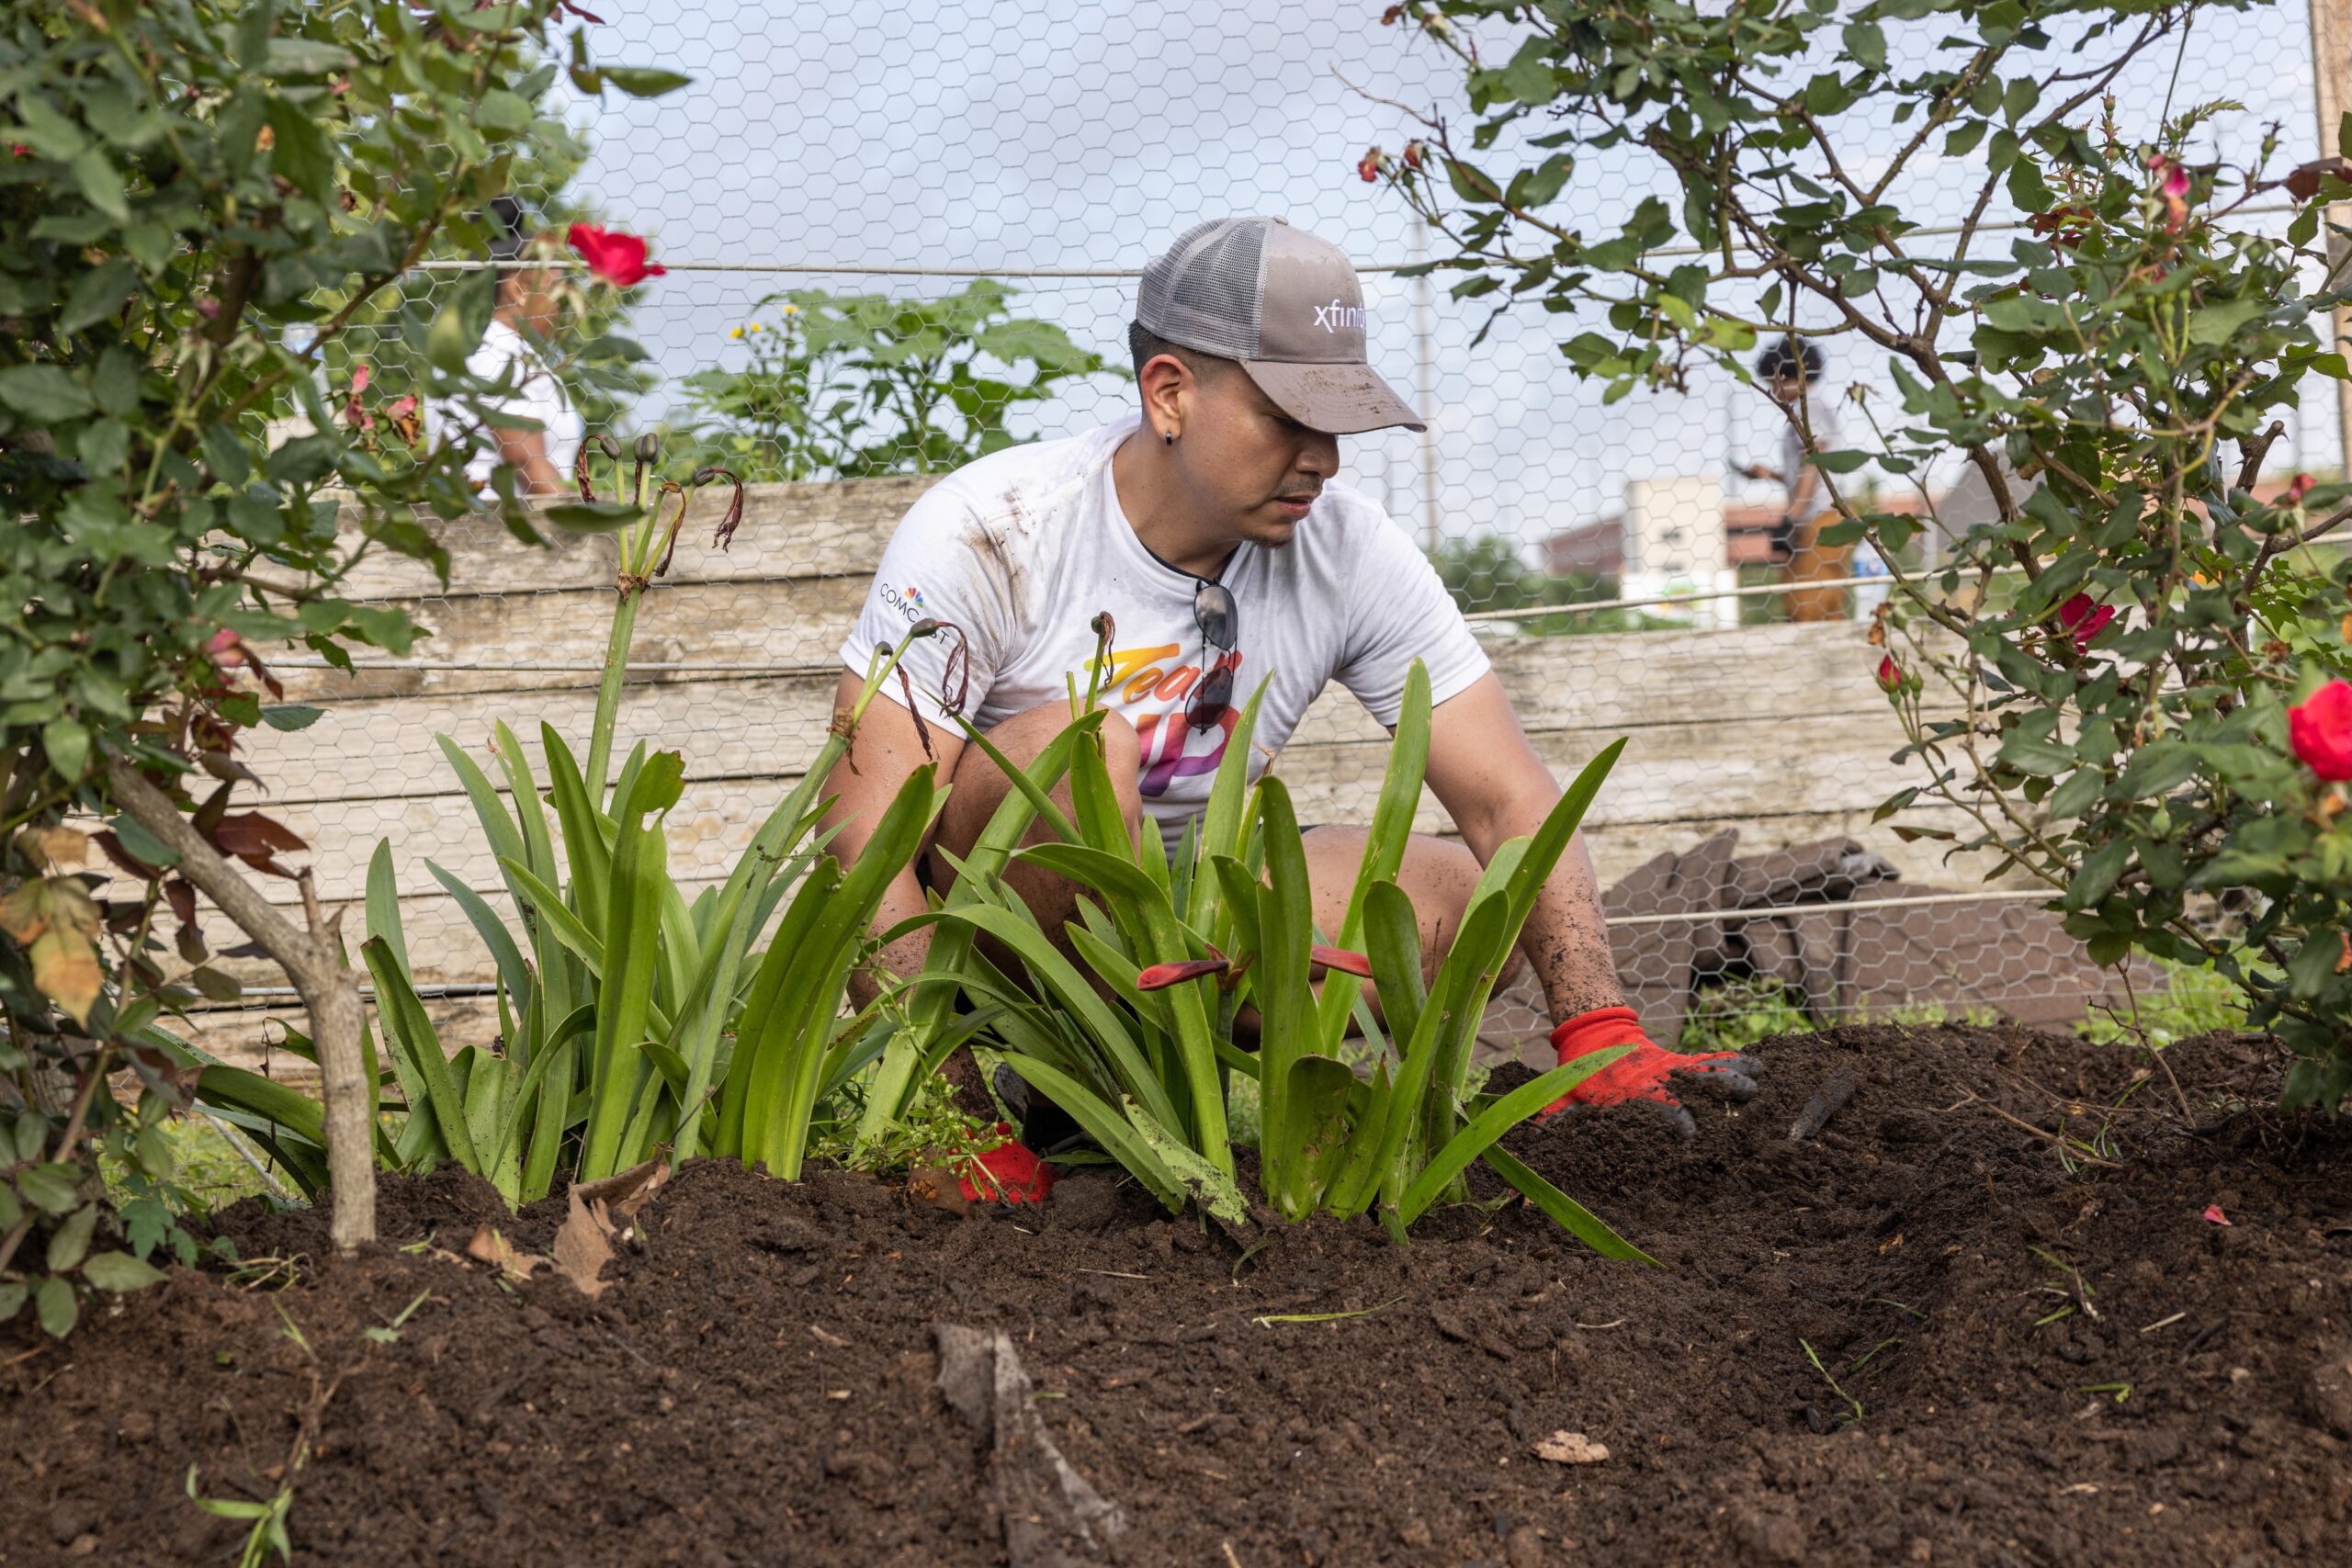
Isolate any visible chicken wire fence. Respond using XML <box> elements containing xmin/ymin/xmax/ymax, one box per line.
<box><xmin>208</xmin><ymin>0</ymin><xmax>2333</xmax><ymax>1065</ymax></box>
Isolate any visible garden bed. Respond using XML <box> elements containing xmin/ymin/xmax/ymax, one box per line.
<box><xmin>7</xmin><ymin>1021</ymin><xmax>2350</xmax><ymax>1567</ymax></box>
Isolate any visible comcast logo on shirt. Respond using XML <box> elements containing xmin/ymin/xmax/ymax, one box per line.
<box><xmin>880</xmin><ymin>582</ymin><xmax>927</xmax><ymax>621</ymax></box>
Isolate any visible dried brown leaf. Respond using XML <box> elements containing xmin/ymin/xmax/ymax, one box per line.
<box><xmin>551</xmin><ymin>1187</ymin><xmax>616</xmax><ymax>1299</ymax></box>
<box><xmin>464</xmin><ymin>1225</ymin><xmax>549</xmax><ymax>1281</ymax></box>
<box><xmin>22</xmin><ymin>826</ymin><xmax>88</xmax><ymax>870</ymax></box>
<box><xmin>0</xmin><ymin>877</ymin><xmax>104</xmax><ymax>1025</ymax></box>
<box><xmin>571</xmin><ymin>1156</ymin><xmax>669</xmax><ymax>1229</ymax></box>
<box><xmin>210</xmin><ymin>813</ymin><xmax>307</xmax><ymax>857</ymax></box>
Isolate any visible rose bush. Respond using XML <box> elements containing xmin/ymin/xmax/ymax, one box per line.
<box><xmin>1</xmin><ymin>0</ymin><xmax>681</xmax><ymax>1329</ymax></box>
<box><xmin>1374</xmin><ymin>0</ymin><xmax>2352</xmax><ymax>1104</ymax></box>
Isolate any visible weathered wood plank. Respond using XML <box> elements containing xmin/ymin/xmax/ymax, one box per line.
<box><xmin>322</xmin><ymin>475</ymin><xmax>935</xmax><ymax>600</ymax></box>
<box><xmin>271</xmin><ymin>577</ymin><xmax>871</xmax><ymax>702</ymax></box>
<box><xmin>1292</xmin><ymin>622</ymin><xmax>1914</xmax><ymax>746</ymax></box>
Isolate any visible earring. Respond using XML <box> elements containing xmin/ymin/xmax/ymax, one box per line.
<box><xmin>1163</xmin><ymin>429</ymin><xmax>1176</xmax><ymax>446</ymax></box>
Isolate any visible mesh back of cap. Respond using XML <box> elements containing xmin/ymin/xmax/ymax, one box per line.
<box><xmin>1137</xmin><ymin>219</ymin><xmax>1265</xmax><ymax>359</ymax></box>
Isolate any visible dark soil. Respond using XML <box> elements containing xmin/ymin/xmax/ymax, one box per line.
<box><xmin>7</xmin><ymin>1023</ymin><xmax>2352</xmax><ymax>1567</ymax></box>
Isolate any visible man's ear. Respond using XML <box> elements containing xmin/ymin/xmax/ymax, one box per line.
<box><xmin>1137</xmin><ymin>353</ymin><xmax>1192</xmax><ymax>435</ymax></box>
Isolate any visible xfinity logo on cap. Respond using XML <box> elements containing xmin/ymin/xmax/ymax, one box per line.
<box><xmin>1312</xmin><ymin>300</ymin><xmax>1368</xmax><ymax>333</ymax></box>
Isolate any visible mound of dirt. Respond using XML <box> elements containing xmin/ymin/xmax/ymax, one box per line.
<box><xmin>6</xmin><ymin>1023</ymin><xmax>2349</xmax><ymax>1566</ymax></box>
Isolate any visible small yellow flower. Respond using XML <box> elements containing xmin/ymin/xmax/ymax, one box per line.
<box><xmin>781</xmin><ymin>302</ymin><xmax>798</xmax><ymax>316</ymax></box>
<box><xmin>729</xmin><ymin>325</ymin><xmax>744</xmax><ymax>339</ymax></box>
<box><xmin>749</xmin><ymin>321</ymin><xmax>763</xmax><ymax>333</ymax></box>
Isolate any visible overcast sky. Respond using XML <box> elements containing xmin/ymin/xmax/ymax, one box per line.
<box><xmin>556</xmin><ymin>0</ymin><xmax>2332</xmax><ymax>558</ymax></box>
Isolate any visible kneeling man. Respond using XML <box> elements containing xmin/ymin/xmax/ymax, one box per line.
<box><xmin>826</xmin><ymin>216</ymin><xmax>1756</xmax><ymax>1158</ymax></box>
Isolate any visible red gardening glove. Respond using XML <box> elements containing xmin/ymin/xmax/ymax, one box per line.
<box><xmin>957</xmin><ymin>1123</ymin><xmax>1056</xmax><ymax>1204</ymax></box>
<box><xmin>1542</xmin><ymin>1006</ymin><xmax>1763</xmax><ymax>1136</ymax></box>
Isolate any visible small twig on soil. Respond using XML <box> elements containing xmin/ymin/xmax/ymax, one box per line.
<box><xmin>2139</xmin><ymin>1311</ymin><xmax>2188</xmax><ymax>1335</ymax></box>
<box><xmin>1574</xmin><ymin>1318</ymin><xmax>1627</xmax><ymax>1330</ymax></box>
<box><xmin>2030</xmin><ymin>1246</ymin><xmax>2101</xmax><ymax>1322</ymax></box>
<box><xmin>1073</xmin><ymin>1269</ymin><xmax>1152</xmax><ymax>1281</ymax></box>
<box><xmin>1788</xmin><ymin>1067</ymin><xmax>1860</xmax><ymax>1140</ymax></box>
<box><xmin>1943</xmin><ymin>1090</ymin><xmax>2125</xmax><ymax>1168</ymax></box>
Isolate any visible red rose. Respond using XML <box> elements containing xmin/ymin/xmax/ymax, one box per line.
<box><xmin>340</xmin><ymin>363</ymin><xmax>373</xmax><ymax>431</ymax></box>
<box><xmin>2056</xmin><ymin>592</ymin><xmax>2114</xmax><ymax>651</ymax></box>
<box><xmin>1875</xmin><ymin>654</ymin><xmax>1902</xmax><ymax>691</ymax></box>
<box><xmin>2147</xmin><ymin>154</ymin><xmax>2190</xmax><ymax>234</ymax></box>
<box><xmin>2289</xmin><ymin>472</ymin><xmax>2314</xmax><ymax>504</ymax></box>
<box><xmin>1357</xmin><ymin>148</ymin><xmax>1384</xmax><ymax>184</ymax></box>
<box><xmin>2290</xmin><ymin>679</ymin><xmax>2352</xmax><ymax>781</ymax></box>
<box><xmin>567</xmin><ymin>222</ymin><xmax>667</xmax><ymax>288</ymax></box>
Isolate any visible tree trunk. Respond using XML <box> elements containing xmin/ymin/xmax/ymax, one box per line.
<box><xmin>106</xmin><ymin>760</ymin><xmax>376</xmax><ymax>1250</ymax></box>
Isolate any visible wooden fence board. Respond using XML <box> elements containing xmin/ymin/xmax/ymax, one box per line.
<box><xmin>321</xmin><ymin>475</ymin><xmax>934</xmax><ymax>599</ymax></box>
<box><xmin>271</xmin><ymin>577</ymin><xmax>870</xmax><ymax>702</ymax></box>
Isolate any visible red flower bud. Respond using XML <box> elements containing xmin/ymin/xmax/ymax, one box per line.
<box><xmin>2056</xmin><ymin>592</ymin><xmax>2115</xmax><ymax>652</ymax></box>
<box><xmin>2289</xmin><ymin>472</ymin><xmax>2314</xmax><ymax>504</ymax></box>
<box><xmin>1135</xmin><ymin>957</ymin><xmax>1230</xmax><ymax>991</ymax></box>
<box><xmin>2290</xmin><ymin>679</ymin><xmax>2352</xmax><ymax>781</ymax></box>
<box><xmin>1402</xmin><ymin>141</ymin><xmax>1425</xmax><ymax>171</ymax></box>
<box><xmin>568</xmin><ymin>222</ymin><xmax>667</xmax><ymax>288</ymax></box>
<box><xmin>1875</xmin><ymin>654</ymin><xmax>1902</xmax><ymax>691</ymax></box>
<box><xmin>1357</xmin><ymin>148</ymin><xmax>1384</xmax><ymax>184</ymax></box>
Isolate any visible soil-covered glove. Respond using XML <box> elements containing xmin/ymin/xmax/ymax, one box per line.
<box><xmin>957</xmin><ymin>1123</ymin><xmax>1057</xmax><ymax>1204</ymax></box>
<box><xmin>1543</xmin><ymin>1006</ymin><xmax>1762</xmax><ymax>1137</ymax></box>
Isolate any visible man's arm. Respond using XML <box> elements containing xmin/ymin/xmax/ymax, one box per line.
<box><xmin>1420</xmin><ymin>671</ymin><xmax>1623</xmax><ymax>1020</ymax></box>
<box><xmin>490</xmin><ymin>425</ymin><xmax>566</xmax><ymax>496</ymax></box>
<box><xmin>1786</xmin><ymin>459</ymin><xmax>1823</xmax><ymax>519</ymax></box>
<box><xmin>1421</xmin><ymin>671</ymin><xmax>1762</xmax><ymax>1130</ymax></box>
<box><xmin>817</xmin><ymin>670</ymin><xmax>965</xmax><ymax>1010</ymax></box>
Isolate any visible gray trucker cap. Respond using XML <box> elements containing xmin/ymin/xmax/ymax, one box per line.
<box><xmin>1136</xmin><ymin>216</ymin><xmax>1425</xmax><ymax>434</ymax></box>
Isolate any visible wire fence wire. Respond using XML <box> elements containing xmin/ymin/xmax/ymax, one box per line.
<box><xmin>202</xmin><ymin>0</ymin><xmax>2331</xmax><ymax>1066</ymax></box>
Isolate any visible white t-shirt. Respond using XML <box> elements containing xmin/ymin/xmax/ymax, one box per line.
<box><xmin>424</xmin><ymin>320</ymin><xmax>582</xmax><ymax>491</ymax></box>
<box><xmin>840</xmin><ymin>419</ymin><xmax>1490</xmax><ymax>849</ymax></box>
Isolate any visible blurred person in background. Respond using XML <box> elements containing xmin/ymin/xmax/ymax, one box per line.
<box><xmin>827</xmin><ymin>216</ymin><xmax>1763</xmax><ymax>1196</ymax></box>
<box><xmin>424</xmin><ymin>195</ymin><xmax>582</xmax><ymax>498</ymax></box>
<box><xmin>1743</xmin><ymin>333</ymin><xmax>1850</xmax><ymax>621</ymax></box>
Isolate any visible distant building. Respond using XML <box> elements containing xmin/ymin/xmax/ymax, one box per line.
<box><xmin>1545</xmin><ymin>485</ymin><xmax>1939</xmax><ymax>578</ymax></box>
<box><xmin>1545</xmin><ymin>470</ymin><xmax>2318</xmax><ymax>588</ymax></box>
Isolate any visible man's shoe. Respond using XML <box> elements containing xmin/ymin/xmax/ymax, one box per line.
<box><xmin>991</xmin><ymin>1064</ymin><xmax>1098</xmax><ymax>1158</ymax></box>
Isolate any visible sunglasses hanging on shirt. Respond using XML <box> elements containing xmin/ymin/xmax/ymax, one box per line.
<box><xmin>1187</xmin><ymin>579</ymin><xmax>1238</xmax><ymax>731</ymax></box>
